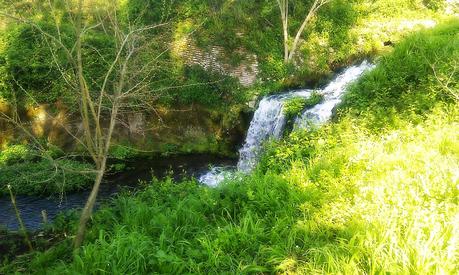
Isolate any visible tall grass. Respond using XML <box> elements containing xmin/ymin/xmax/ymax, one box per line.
<box><xmin>10</xmin><ymin>103</ymin><xmax>457</xmax><ymax>274</ymax></box>
<box><xmin>276</xmin><ymin>106</ymin><xmax>459</xmax><ymax>273</ymax></box>
<box><xmin>340</xmin><ymin>19</ymin><xmax>459</xmax><ymax>130</ymax></box>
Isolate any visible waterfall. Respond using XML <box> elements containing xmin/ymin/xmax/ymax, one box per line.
<box><xmin>199</xmin><ymin>61</ymin><xmax>374</xmax><ymax>186</ymax></box>
<box><xmin>237</xmin><ymin>90</ymin><xmax>313</xmax><ymax>172</ymax></box>
<box><xmin>295</xmin><ymin>61</ymin><xmax>375</xmax><ymax>128</ymax></box>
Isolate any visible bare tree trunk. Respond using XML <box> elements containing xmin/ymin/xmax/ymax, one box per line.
<box><xmin>74</xmin><ymin>99</ymin><xmax>119</xmax><ymax>248</ymax></box>
<box><xmin>1</xmin><ymin>0</ymin><xmax>167</xmax><ymax>249</ymax></box>
<box><xmin>277</xmin><ymin>0</ymin><xmax>289</xmax><ymax>62</ymax></box>
<box><xmin>287</xmin><ymin>1</ymin><xmax>318</xmax><ymax>61</ymax></box>
<box><xmin>74</xmin><ymin>158</ymin><xmax>106</xmax><ymax>248</ymax></box>
<box><xmin>276</xmin><ymin>0</ymin><xmax>330</xmax><ymax>63</ymax></box>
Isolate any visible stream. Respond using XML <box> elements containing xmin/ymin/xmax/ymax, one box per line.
<box><xmin>0</xmin><ymin>155</ymin><xmax>235</xmax><ymax>231</ymax></box>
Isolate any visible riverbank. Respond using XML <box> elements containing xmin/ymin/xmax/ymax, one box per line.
<box><xmin>0</xmin><ymin>154</ymin><xmax>236</xmax><ymax>264</ymax></box>
<box><xmin>3</xmin><ymin>101</ymin><xmax>457</xmax><ymax>273</ymax></box>
<box><xmin>0</xmin><ymin>153</ymin><xmax>237</xmax><ymax>231</ymax></box>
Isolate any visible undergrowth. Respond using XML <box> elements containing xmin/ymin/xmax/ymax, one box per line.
<box><xmin>4</xmin><ymin>103</ymin><xmax>457</xmax><ymax>274</ymax></box>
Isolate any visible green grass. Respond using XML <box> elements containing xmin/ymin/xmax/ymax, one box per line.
<box><xmin>260</xmin><ymin>104</ymin><xmax>459</xmax><ymax>273</ymax></box>
<box><xmin>0</xmin><ymin>159</ymin><xmax>95</xmax><ymax>196</ymax></box>
<box><xmin>340</xmin><ymin>19</ymin><xmax>459</xmax><ymax>130</ymax></box>
<box><xmin>283</xmin><ymin>92</ymin><xmax>324</xmax><ymax>119</ymax></box>
<box><xmin>1</xmin><ymin>0</ymin><xmax>448</xmax><ymax>109</ymax></box>
<box><xmin>282</xmin><ymin>92</ymin><xmax>324</xmax><ymax>133</ymax></box>
<box><xmin>5</xmin><ymin>103</ymin><xmax>458</xmax><ymax>273</ymax></box>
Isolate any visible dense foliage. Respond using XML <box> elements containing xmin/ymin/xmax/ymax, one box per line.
<box><xmin>283</xmin><ymin>92</ymin><xmax>323</xmax><ymax>131</ymax></box>
<box><xmin>2</xmin><ymin>17</ymin><xmax>458</xmax><ymax>274</ymax></box>
<box><xmin>0</xmin><ymin>1</ymin><xmax>247</xmax><ymax>109</ymax></box>
<box><xmin>283</xmin><ymin>92</ymin><xmax>323</xmax><ymax>117</ymax></box>
<box><xmin>4</xmin><ymin>104</ymin><xmax>458</xmax><ymax>273</ymax></box>
<box><xmin>163</xmin><ymin>0</ymin><xmax>446</xmax><ymax>85</ymax></box>
<box><xmin>0</xmin><ymin>0</ymin><xmax>448</xmax><ymax>108</ymax></box>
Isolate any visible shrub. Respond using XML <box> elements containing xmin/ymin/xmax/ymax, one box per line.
<box><xmin>0</xmin><ymin>159</ymin><xmax>95</xmax><ymax>196</ymax></box>
<box><xmin>282</xmin><ymin>92</ymin><xmax>324</xmax><ymax>134</ymax></box>
<box><xmin>109</xmin><ymin>145</ymin><xmax>137</xmax><ymax>160</ymax></box>
<box><xmin>283</xmin><ymin>97</ymin><xmax>308</xmax><ymax>118</ymax></box>
<box><xmin>0</xmin><ymin>22</ymin><xmax>75</xmax><ymax>105</ymax></box>
<box><xmin>284</xmin><ymin>92</ymin><xmax>323</xmax><ymax>119</ymax></box>
<box><xmin>304</xmin><ymin>91</ymin><xmax>324</xmax><ymax>108</ymax></box>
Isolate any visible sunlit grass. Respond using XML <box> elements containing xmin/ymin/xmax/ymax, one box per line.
<box><xmin>4</xmin><ymin>104</ymin><xmax>456</xmax><ymax>274</ymax></box>
<box><xmin>278</xmin><ymin>105</ymin><xmax>459</xmax><ymax>274</ymax></box>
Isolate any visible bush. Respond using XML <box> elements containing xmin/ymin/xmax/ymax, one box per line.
<box><xmin>109</xmin><ymin>145</ymin><xmax>137</xmax><ymax>160</ymax></box>
<box><xmin>284</xmin><ymin>92</ymin><xmax>324</xmax><ymax>118</ymax></box>
<box><xmin>282</xmin><ymin>92</ymin><xmax>324</xmax><ymax>134</ymax></box>
<box><xmin>0</xmin><ymin>17</ymin><xmax>118</xmax><ymax>108</ymax></box>
<box><xmin>0</xmin><ymin>159</ymin><xmax>95</xmax><ymax>196</ymax></box>
<box><xmin>283</xmin><ymin>97</ymin><xmax>308</xmax><ymax>118</ymax></box>
<box><xmin>0</xmin><ymin>22</ymin><xmax>75</xmax><ymax>105</ymax></box>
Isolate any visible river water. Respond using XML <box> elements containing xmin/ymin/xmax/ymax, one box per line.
<box><xmin>0</xmin><ymin>155</ymin><xmax>235</xmax><ymax>231</ymax></box>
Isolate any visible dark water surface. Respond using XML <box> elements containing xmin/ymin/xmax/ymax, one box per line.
<box><xmin>0</xmin><ymin>155</ymin><xmax>236</xmax><ymax>231</ymax></box>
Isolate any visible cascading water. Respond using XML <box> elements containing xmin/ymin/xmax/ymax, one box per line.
<box><xmin>295</xmin><ymin>60</ymin><xmax>375</xmax><ymax>128</ymax></box>
<box><xmin>199</xmin><ymin>61</ymin><xmax>374</xmax><ymax>186</ymax></box>
<box><xmin>237</xmin><ymin>90</ymin><xmax>313</xmax><ymax>172</ymax></box>
<box><xmin>198</xmin><ymin>90</ymin><xmax>313</xmax><ymax>186</ymax></box>
<box><xmin>1</xmin><ymin>62</ymin><xmax>374</xmax><ymax>230</ymax></box>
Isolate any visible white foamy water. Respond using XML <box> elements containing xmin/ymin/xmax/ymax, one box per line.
<box><xmin>197</xmin><ymin>166</ymin><xmax>236</xmax><ymax>187</ymax></box>
<box><xmin>237</xmin><ymin>89</ymin><xmax>313</xmax><ymax>172</ymax></box>
<box><xmin>295</xmin><ymin>61</ymin><xmax>374</xmax><ymax>128</ymax></box>
<box><xmin>199</xmin><ymin>61</ymin><xmax>374</xmax><ymax>186</ymax></box>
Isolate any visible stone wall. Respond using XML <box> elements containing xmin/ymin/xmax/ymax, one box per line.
<box><xmin>0</xmin><ymin>38</ymin><xmax>257</xmax><ymax>154</ymax></box>
<box><xmin>174</xmin><ymin>38</ymin><xmax>259</xmax><ymax>87</ymax></box>
<box><xmin>0</xmin><ymin>103</ymin><xmax>247</xmax><ymax>156</ymax></box>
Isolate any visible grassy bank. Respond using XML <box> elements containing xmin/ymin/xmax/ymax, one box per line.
<box><xmin>2</xmin><ymin>19</ymin><xmax>458</xmax><ymax>274</ymax></box>
<box><xmin>0</xmin><ymin>0</ymin><xmax>449</xmax><ymax>107</ymax></box>
<box><xmin>4</xmin><ymin>105</ymin><xmax>457</xmax><ymax>273</ymax></box>
<box><xmin>0</xmin><ymin>145</ymin><xmax>95</xmax><ymax>197</ymax></box>
<box><xmin>0</xmin><ymin>0</ymin><xmax>449</xmax><ymax>162</ymax></box>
